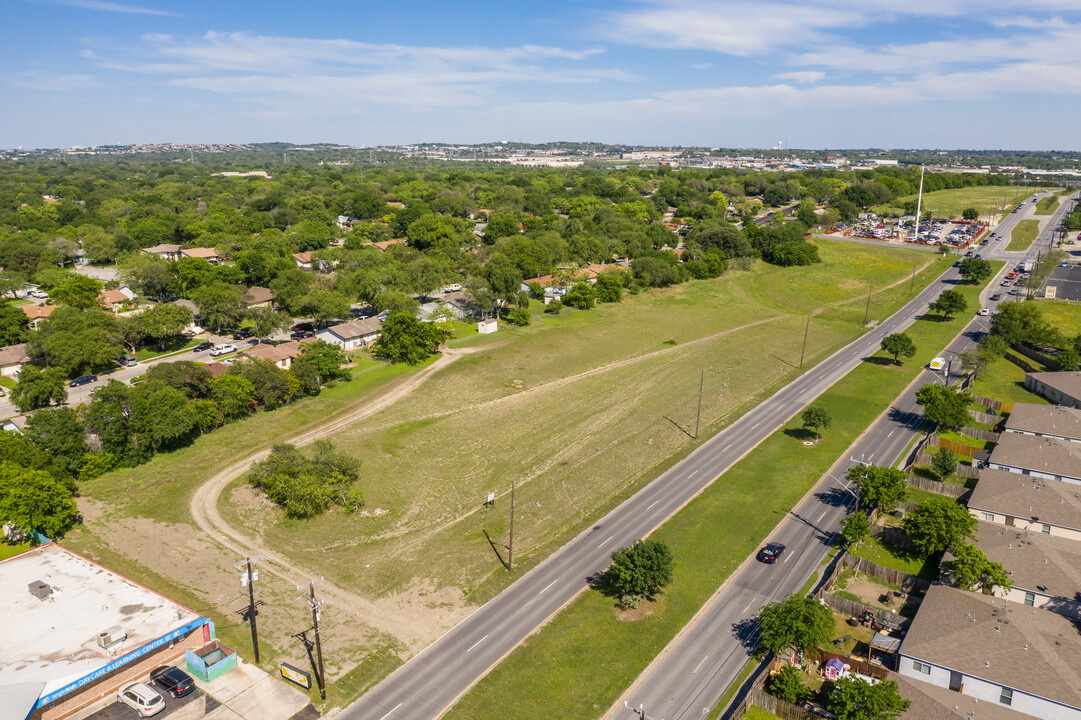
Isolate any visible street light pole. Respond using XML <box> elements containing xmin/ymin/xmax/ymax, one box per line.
<box><xmin>235</xmin><ymin>555</ymin><xmax>264</xmax><ymax>664</ymax></box>
<box><xmin>508</xmin><ymin>477</ymin><xmax>516</xmax><ymax>570</ymax></box>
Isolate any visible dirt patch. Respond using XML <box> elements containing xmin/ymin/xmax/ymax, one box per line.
<box><xmin>616</xmin><ymin>594</ymin><xmax>667</xmax><ymax>622</ymax></box>
<box><xmin>844</xmin><ymin>576</ymin><xmax>907</xmax><ymax>612</ymax></box>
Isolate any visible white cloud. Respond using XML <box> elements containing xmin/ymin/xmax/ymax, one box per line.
<box><xmin>9</xmin><ymin>71</ymin><xmax>99</xmax><ymax>91</ymax></box>
<box><xmin>59</xmin><ymin>0</ymin><xmax>179</xmax><ymax>16</ymax></box>
<box><xmin>774</xmin><ymin>71</ymin><xmax>825</xmax><ymax>84</ymax></box>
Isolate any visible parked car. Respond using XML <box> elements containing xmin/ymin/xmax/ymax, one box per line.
<box><xmin>210</xmin><ymin>343</ymin><xmax>237</xmax><ymax>357</ymax></box>
<box><xmin>117</xmin><ymin>355</ymin><xmax>137</xmax><ymax>367</ymax></box>
<box><xmin>232</xmin><ymin>327</ymin><xmax>254</xmax><ymax>340</ymax></box>
<box><xmin>116</xmin><ymin>683</ymin><xmax>165</xmax><ymax>718</ymax></box>
<box><xmin>756</xmin><ymin>542</ymin><xmax>785</xmax><ymax>564</ymax></box>
<box><xmin>28</xmin><ymin>289</ymin><xmax>49</xmax><ymax>299</ymax></box>
<box><xmin>291</xmin><ymin>322</ymin><xmax>314</xmax><ymax>332</ymax></box>
<box><xmin>444</xmin><ymin>283</ymin><xmax>463</xmax><ymax>293</ymax></box>
<box><xmin>290</xmin><ymin>330</ymin><xmax>314</xmax><ymax>340</ymax></box>
<box><xmin>69</xmin><ymin>374</ymin><xmax>97</xmax><ymax>387</ymax></box>
<box><xmin>149</xmin><ymin>666</ymin><xmax>195</xmax><ymax>698</ymax></box>
<box><xmin>193</xmin><ymin>341</ymin><xmax>214</xmax><ymax>352</ymax></box>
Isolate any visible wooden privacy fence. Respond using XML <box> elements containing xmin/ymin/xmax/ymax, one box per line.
<box><xmin>969</xmin><ymin>408</ymin><xmax>1001</xmax><ymax>425</ymax></box>
<box><xmin>842</xmin><ymin>553</ymin><xmax>931</xmax><ymax>592</ymax></box>
<box><xmin>818</xmin><ymin>591</ymin><xmax>909</xmax><ymax>632</ymax></box>
<box><xmin>912</xmin><ymin>456</ymin><xmax>981</xmax><ymax>480</ymax></box>
<box><xmin>870</xmin><ymin>525</ymin><xmax>917</xmax><ymax>553</ymax></box>
<box><xmin>1015</xmin><ymin>343</ymin><xmax>1060</xmax><ymax>370</ymax></box>
<box><xmin>730</xmin><ymin>688</ymin><xmax>825</xmax><ymax>720</ymax></box>
<box><xmin>905</xmin><ymin>474</ymin><xmax>968</xmax><ymax>499</ymax></box>
<box><xmin>971</xmin><ymin>394</ymin><xmax>1014</xmax><ymax>414</ymax></box>
<box><xmin>1006</xmin><ymin>352</ymin><xmax>1038</xmax><ymax>373</ymax></box>
<box><xmin>958</xmin><ymin>425</ymin><xmax>1000</xmax><ymax>443</ymax></box>
<box><xmin>806</xmin><ymin>648</ymin><xmax>891</xmax><ymax>680</ymax></box>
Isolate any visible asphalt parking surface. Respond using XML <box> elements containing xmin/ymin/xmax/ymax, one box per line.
<box><xmin>82</xmin><ymin>686</ymin><xmax>213</xmax><ymax>720</ymax></box>
<box><xmin>1047</xmin><ymin>265</ymin><xmax>1081</xmax><ymax>302</ymax></box>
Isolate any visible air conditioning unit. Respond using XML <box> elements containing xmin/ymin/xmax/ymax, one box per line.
<box><xmin>97</xmin><ymin>629</ymin><xmax>127</xmax><ymax>649</ymax></box>
<box><xmin>28</xmin><ymin>581</ymin><xmax>51</xmax><ymax>600</ymax></box>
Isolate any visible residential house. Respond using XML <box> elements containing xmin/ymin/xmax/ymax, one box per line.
<box><xmin>366</xmin><ymin>238</ymin><xmax>407</xmax><ymax>252</ymax></box>
<box><xmin>180</xmin><ymin>247</ymin><xmax>219</xmax><ymax>263</ymax></box>
<box><xmin>21</xmin><ymin>304</ymin><xmax>57</xmax><ymax>329</ymax></box>
<box><xmin>948</xmin><ymin>520</ymin><xmax>1081</xmax><ymax>617</ymax></box>
<box><xmin>441</xmin><ymin>292</ymin><xmax>476</xmax><ymax>319</ymax></box>
<box><xmin>293</xmin><ymin>251</ymin><xmax>315</xmax><ymax>271</ymax></box>
<box><xmin>204</xmin><ymin>362</ymin><xmax>229</xmax><ymax>378</ymax></box>
<box><xmin>898</xmin><ymin>584</ymin><xmax>1081</xmax><ymax>719</ymax></box>
<box><xmin>0</xmin><ymin>343</ymin><xmax>29</xmax><ymax>377</ymax></box>
<box><xmin>141</xmin><ymin>243</ymin><xmax>182</xmax><ymax>261</ymax></box>
<box><xmin>0</xmin><ymin>416</ymin><xmax>27</xmax><ymax>434</ymax></box>
<box><xmin>316</xmin><ymin>317</ymin><xmax>382</xmax><ymax>350</ymax></box>
<box><xmin>969</xmin><ymin>468</ymin><xmax>1081</xmax><ymax>541</ymax></box>
<box><xmin>1025</xmin><ymin>372</ymin><xmax>1081</xmax><ymax>408</ymax></box>
<box><xmin>894</xmin><ymin>674</ymin><xmax>1037</xmax><ymax>720</ymax></box>
<box><xmin>1003</xmin><ymin>403</ymin><xmax>1081</xmax><ymax>444</ymax></box>
<box><xmin>986</xmin><ymin>431</ymin><xmax>1081</xmax><ymax>484</ymax></box>
<box><xmin>168</xmin><ymin>299</ymin><xmax>202</xmax><ymax>334</ymax></box>
<box><xmin>241</xmin><ymin>340</ymin><xmax>305</xmax><ymax>370</ymax></box>
<box><xmin>98</xmin><ymin>289</ymin><xmax>135</xmax><ymax>312</ymax></box>
<box><xmin>242</xmin><ymin>286</ymin><xmax>276</xmax><ymax>308</ymax></box>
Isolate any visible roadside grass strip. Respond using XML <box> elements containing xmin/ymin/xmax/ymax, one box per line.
<box><xmin>1008</xmin><ymin>220</ymin><xmax>1040</xmax><ymax>251</ymax></box>
<box><xmin>444</xmin><ymin>273</ymin><xmax>997</xmax><ymax>720</ymax></box>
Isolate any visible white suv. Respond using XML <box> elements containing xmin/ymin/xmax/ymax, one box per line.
<box><xmin>210</xmin><ymin>343</ymin><xmax>237</xmax><ymax>357</ymax></box>
<box><xmin>117</xmin><ymin>682</ymin><xmax>165</xmax><ymax>717</ymax></box>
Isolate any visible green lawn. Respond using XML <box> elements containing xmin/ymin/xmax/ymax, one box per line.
<box><xmin>0</xmin><ymin>541</ymin><xmax>31</xmax><ymax>561</ymax></box>
<box><xmin>1009</xmin><ymin>220</ymin><xmax>1040</xmax><ymax>251</ymax></box>
<box><xmin>1035</xmin><ymin>299</ymin><xmax>1081</xmax><ymax>338</ymax></box>
<box><xmin>1035</xmin><ymin>196</ymin><xmax>1060</xmax><ymax>215</ymax></box>
<box><xmin>970</xmin><ymin>357</ymin><xmax>1051</xmax><ymax>406</ymax></box>
<box><xmin>133</xmin><ymin>337</ymin><xmax>200</xmax><ymax>361</ymax></box>
<box><xmin>849</xmin><ymin>536</ymin><xmax>939</xmax><ymax>582</ymax></box>
<box><xmin>444</xmin><ymin>268</ymin><xmax>995</xmax><ymax>720</ymax></box>
<box><xmin>743</xmin><ymin>708</ymin><xmax>783</xmax><ymax>720</ymax></box>
<box><xmin>874</xmin><ymin>186</ymin><xmax>1036</xmax><ymax>221</ymax></box>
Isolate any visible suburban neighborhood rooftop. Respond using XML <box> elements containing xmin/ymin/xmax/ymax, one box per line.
<box><xmin>1004</xmin><ymin>402</ymin><xmax>1081</xmax><ymax>442</ymax></box>
<box><xmin>989</xmin><ymin>431</ymin><xmax>1081</xmax><ymax>479</ymax></box>
<box><xmin>968</xmin><ymin>468</ymin><xmax>1081</xmax><ymax>532</ymax></box>
<box><xmin>1027</xmin><ymin>371</ymin><xmax>1081</xmax><ymax>402</ymax></box>
<box><xmin>959</xmin><ymin>521</ymin><xmax>1081</xmax><ymax>603</ymax></box>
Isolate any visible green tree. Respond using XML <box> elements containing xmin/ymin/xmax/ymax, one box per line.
<box><xmin>29</xmin><ymin>307</ymin><xmax>123</xmax><ymax>376</ymax></box>
<box><xmin>245</xmin><ymin>306</ymin><xmax>291</xmax><ymax>338</ymax></box>
<box><xmin>135</xmin><ymin>303</ymin><xmax>191</xmax><ymax>350</ymax></box>
<box><xmin>146</xmin><ymin>361</ymin><xmax>212</xmax><ymax>398</ymax></box>
<box><xmin>0</xmin><ymin>303</ymin><xmax>30</xmax><ymax>345</ymax></box>
<box><xmin>840</xmin><ymin>511</ymin><xmax>870</xmax><ymax>548</ymax></box>
<box><xmin>373</xmin><ymin>312</ymin><xmax>446</xmax><ymax>365</ymax></box>
<box><xmin>118</xmin><ymin>252</ymin><xmax>177</xmax><ymax>301</ymax></box>
<box><xmin>209</xmin><ymin>374</ymin><xmax>257</xmax><ymax>421</ymax></box>
<box><xmin>563</xmin><ymin>282</ymin><xmax>596</xmax><ymax>310</ymax></box>
<box><xmin>24</xmin><ymin>407</ymin><xmax>86</xmax><ymax>475</ymax></box>
<box><xmin>190</xmin><ymin>282</ymin><xmax>245</xmax><ymax>331</ymax></box>
<box><xmin>81</xmin><ymin>226</ymin><xmax>117</xmax><ymax>264</ymax></box>
<box><xmin>915</xmin><ymin>384</ymin><xmax>972</xmax><ymax>429</ymax></box>
<box><xmin>827</xmin><ymin>677</ymin><xmax>910</xmax><ymax>720</ymax></box>
<box><xmin>230</xmin><ymin>358</ymin><xmax>295</xmax><ymax>409</ymax></box>
<box><xmin>757</xmin><ymin>594</ymin><xmax>834</xmax><ymax>656</ymax></box>
<box><xmin>928</xmin><ymin>289</ymin><xmax>967</xmax><ymax>319</ymax></box>
<box><xmin>957</xmin><ymin>257</ymin><xmax>993</xmax><ymax>283</ymax></box>
<box><xmin>943</xmin><ymin>542</ymin><xmax>1012</xmax><ymax>594</ymax></box>
<box><xmin>880</xmin><ymin>332</ymin><xmax>915</xmax><ymax>365</ymax></box>
<box><xmin>957</xmin><ymin>346</ymin><xmax>994</xmax><ymax>380</ymax></box>
<box><xmin>847</xmin><ymin>464</ymin><xmax>907</xmax><ymax>512</ymax></box>
<box><xmin>294</xmin><ymin>340</ymin><xmax>350</xmax><ymax>383</ymax></box>
<box><xmin>767</xmin><ymin>665</ymin><xmax>811</xmax><ymax>704</ymax></box>
<box><xmin>595</xmin><ymin>274</ymin><xmax>623</xmax><ymax>303</ymax></box>
<box><xmin>603</xmin><ymin>539</ymin><xmax>674</xmax><ymax>602</ymax></box>
<box><xmin>962</xmin><ymin>207</ymin><xmax>980</xmax><ymax>221</ymax></box>
<box><xmin>902</xmin><ymin>496</ymin><xmax>977</xmax><ymax>557</ymax></box>
<box><xmin>931</xmin><ymin>448</ymin><xmax>958</xmax><ymax>480</ymax></box>
<box><xmin>133</xmin><ymin>381</ymin><xmax>199</xmax><ymax>452</ymax></box>
<box><xmin>49</xmin><ymin>274</ymin><xmax>104</xmax><ymax>309</ymax></box>
<box><xmin>10</xmin><ymin>365</ymin><xmax>67</xmax><ymax>411</ymax></box>
<box><xmin>800</xmin><ymin>406</ymin><xmax>832</xmax><ymax>441</ymax></box>
<box><xmin>299</xmin><ymin>288</ymin><xmax>351</xmax><ymax>327</ymax></box>
<box><xmin>246</xmin><ymin>441</ymin><xmax>363</xmax><ymax>519</ymax></box>
<box><xmin>0</xmin><ymin>463</ymin><xmax>78</xmax><ymax>539</ymax></box>
<box><xmin>990</xmin><ymin>300</ymin><xmax>1053</xmax><ymax>346</ymax></box>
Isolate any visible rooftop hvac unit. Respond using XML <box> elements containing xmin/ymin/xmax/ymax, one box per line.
<box><xmin>97</xmin><ymin>629</ymin><xmax>127</xmax><ymax>649</ymax></box>
<box><xmin>28</xmin><ymin>580</ymin><xmax>51</xmax><ymax>599</ymax></box>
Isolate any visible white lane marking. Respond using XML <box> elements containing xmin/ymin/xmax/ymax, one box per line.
<box><xmin>647</xmin><ymin>500</ymin><xmax>659</xmax><ymax>510</ymax></box>
<box><xmin>599</xmin><ymin>535</ymin><xmax>613</xmax><ymax>548</ymax></box>
<box><xmin>723</xmin><ymin>443</ymin><xmax>733</xmax><ymax>452</ymax></box>
<box><xmin>466</xmin><ymin>635</ymin><xmax>489</xmax><ymax>653</ymax></box>
<box><xmin>689</xmin><ymin>470</ymin><xmax>698</xmax><ymax>477</ymax></box>
<box><xmin>693</xmin><ymin>655</ymin><xmax>709</xmax><ymax>674</ymax></box>
<box><xmin>797</xmin><ymin>388</ymin><xmax>805</xmax><ymax>396</ymax></box>
<box><xmin>539</xmin><ymin>580</ymin><xmax>557</xmax><ymax>595</ymax></box>
<box><xmin>887</xmin><ymin>430</ymin><xmax>894</xmax><ymax>438</ymax></box>
<box><xmin>867</xmin><ymin>453</ymin><xmax>875</xmax><ymax>462</ymax></box>
<box><xmin>751</xmin><ymin>422</ymin><xmax>760</xmax><ymax>429</ymax></box>
<box><xmin>818</xmin><ymin>511</ymin><xmax>826</xmax><ymax>522</ymax></box>
<box><xmin>378</xmin><ymin>703</ymin><xmax>403</xmax><ymax>720</ymax></box>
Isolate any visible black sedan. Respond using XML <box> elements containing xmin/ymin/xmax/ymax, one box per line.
<box><xmin>193</xmin><ymin>342</ymin><xmax>214</xmax><ymax>352</ymax></box>
<box><xmin>756</xmin><ymin>542</ymin><xmax>786</xmax><ymax>564</ymax></box>
<box><xmin>290</xmin><ymin>330</ymin><xmax>314</xmax><ymax>340</ymax></box>
<box><xmin>69</xmin><ymin>375</ymin><xmax>97</xmax><ymax>387</ymax></box>
<box><xmin>149</xmin><ymin>665</ymin><xmax>195</xmax><ymax>698</ymax></box>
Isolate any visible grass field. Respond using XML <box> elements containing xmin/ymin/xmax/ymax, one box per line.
<box><xmin>874</xmin><ymin>186</ymin><xmax>1036</xmax><ymax>221</ymax></box>
<box><xmin>743</xmin><ymin>708</ymin><xmax>783</xmax><ymax>720</ymax></box>
<box><xmin>1009</xmin><ymin>220</ymin><xmax>1040</xmax><ymax>251</ymax></box>
<box><xmin>1035</xmin><ymin>196</ymin><xmax>1060</xmax><ymax>215</ymax></box>
<box><xmin>66</xmin><ymin>240</ymin><xmax>952</xmax><ymax>711</ymax></box>
<box><xmin>444</xmin><ymin>268</ymin><xmax>994</xmax><ymax>720</ymax></box>
<box><xmin>1035</xmin><ymin>299</ymin><xmax>1081</xmax><ymax>337</ymax></box>
<box><xmin>849</xmin><ymin>536</ymin><xmax>938</xmax><ymax>582</ymax></box>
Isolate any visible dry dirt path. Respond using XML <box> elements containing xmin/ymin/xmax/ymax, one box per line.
<box><xmin>189</xmin><ymin>348</ymin><xmax>474</xmax><ymax>652</ymax></box>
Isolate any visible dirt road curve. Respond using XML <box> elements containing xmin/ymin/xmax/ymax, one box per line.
<box><xmin>188</xmin><ymin>348</ymin><xmax>471</xmax><ymax>652</ymax></box>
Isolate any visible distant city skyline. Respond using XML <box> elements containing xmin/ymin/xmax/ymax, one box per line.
<box><xmin>5</xmin><ymin>0</ymin><xmax>1081</xmax><ymax>150</ymax></box>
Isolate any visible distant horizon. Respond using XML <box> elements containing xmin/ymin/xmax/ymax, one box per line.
<box><xmin>5</xmin><ymin>1</ymin><xmax>1081</xmax><ymax>150</ymax></box>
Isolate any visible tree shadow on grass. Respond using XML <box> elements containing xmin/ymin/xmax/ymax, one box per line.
<box><xmin>915</xmin><ymin>313</ymin><xmax>950</xmax><ymax>322</ymax></box>
<box><xmin>784</xmin><ymin>427</ymin><xmax>817</xmax><ymax>442</ymax></box>
<box><xmin>862</xmin><ymin>356</ymin><xmax>897</xmax><ymax>366</ymax></box>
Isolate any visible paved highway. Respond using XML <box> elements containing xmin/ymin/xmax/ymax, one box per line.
<box><xmin>342</xmin><ymin>209</ymin><xmax>1052</xmax><ymax>720</ymax></box>
<box><xmin>603</xmin><ymin>193</ymin><xmax>1077</xmax><ymax>720</ymax></box>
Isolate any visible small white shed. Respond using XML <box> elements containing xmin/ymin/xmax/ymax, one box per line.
<box><xmin>478</xmin><ymin>319</ymin><xmax>498</xmax><ymax>334</ymax></box>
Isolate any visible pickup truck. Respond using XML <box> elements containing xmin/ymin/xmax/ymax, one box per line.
<box><xmin>210</xmin><ymin>343</ymin><xmax>237</xmax><ymax>357</ymax></box>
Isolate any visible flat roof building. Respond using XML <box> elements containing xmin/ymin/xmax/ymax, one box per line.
<box><xmin>0</xmin><ymin>544</ymin><xmax>210</xmax><ymax>720</ymax></box>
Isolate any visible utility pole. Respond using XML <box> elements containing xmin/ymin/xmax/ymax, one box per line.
<box><xmin>508</xmin><ymin>477</ymin><xmax>516</xmax><ymax>570</ymax></box>
<box><xmin>235</xmin><ymin>555</ymin><xmax>264</xmax><ymax>664</ymax></box>
<box><xmin>299</xmin><ymin>580</ymin><xmax>327</xmax><ymax>700</ymax></box>
<box><xmin>913</xmin><ymin>165</ymin><xmax>925</xmax><ymax>242</ymax></box>
<box><xmin>863</xmin><ymin>283</ymin><xmax>872</xmax><ymax>325</ymax></box>
<box><xmin>694</xmin><ymin>369</ymin><xmax>704</xmax><ymax>439</ymax></box>
<box><xmin>799</xmin><ymin>315</ymin><xmax>810</xmax><ymax>369</ymax></box>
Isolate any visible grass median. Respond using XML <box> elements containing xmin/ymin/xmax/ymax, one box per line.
<box><xmin>1035</xmin><ymin>196</ymin><xmax>1060</xmax><ymax>215</ymax></box>
<box><xmin>445</xmin><ymin>268</ymin><xmax>999</xmax><ymax>720</ymax></box>
<box><xmin>1009</xmin><ymin>220</ymin><xmax>1040</xmax><ymax>251</ymax></box>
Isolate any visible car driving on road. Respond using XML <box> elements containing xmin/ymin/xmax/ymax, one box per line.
<box><xmin>193</xmin><ymin>341</ymin><xmax>213</xmax><ymax>352</ymax></box>
<box><xmin>69</xmin><ymin>374</ymin><xmax>97</xmax><ymax>387</ymax></box>
<box><xmin>756</xmin><ymin>542</ymin><xmax>785</xmax><ymax>564</ymax></box>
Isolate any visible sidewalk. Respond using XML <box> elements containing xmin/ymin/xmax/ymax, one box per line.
<box><xmin>194</xmin><ymin>660</ymin><xmax>311</xmax><ymax>720</ymax></box>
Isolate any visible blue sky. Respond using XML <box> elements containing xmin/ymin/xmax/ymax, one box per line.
<box><xmin>5</xmin><ymin>0</ymin><xmax>1081</xmax><ymax>149</ymax></box>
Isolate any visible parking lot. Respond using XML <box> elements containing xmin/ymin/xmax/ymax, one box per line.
<box><xmin>81</xmin><ymin>686</ymin><xmax>213</xmax><ymax>720</ymax></box>
<box><xmin>1047</xmin><ymin>265</ymin><xmax>1081</xmax><ymax>302</ymax></box>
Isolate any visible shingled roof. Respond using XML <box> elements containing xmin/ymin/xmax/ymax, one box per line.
<box><xmin>968</xmin><ymin>468</ymin><xmax>1081</xmax><ymax>532</ymax></box>
<box><xmin>1004</xmin><ymin>403</ymin><xmax>1081</xmax><ymax>443</ymax></box>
